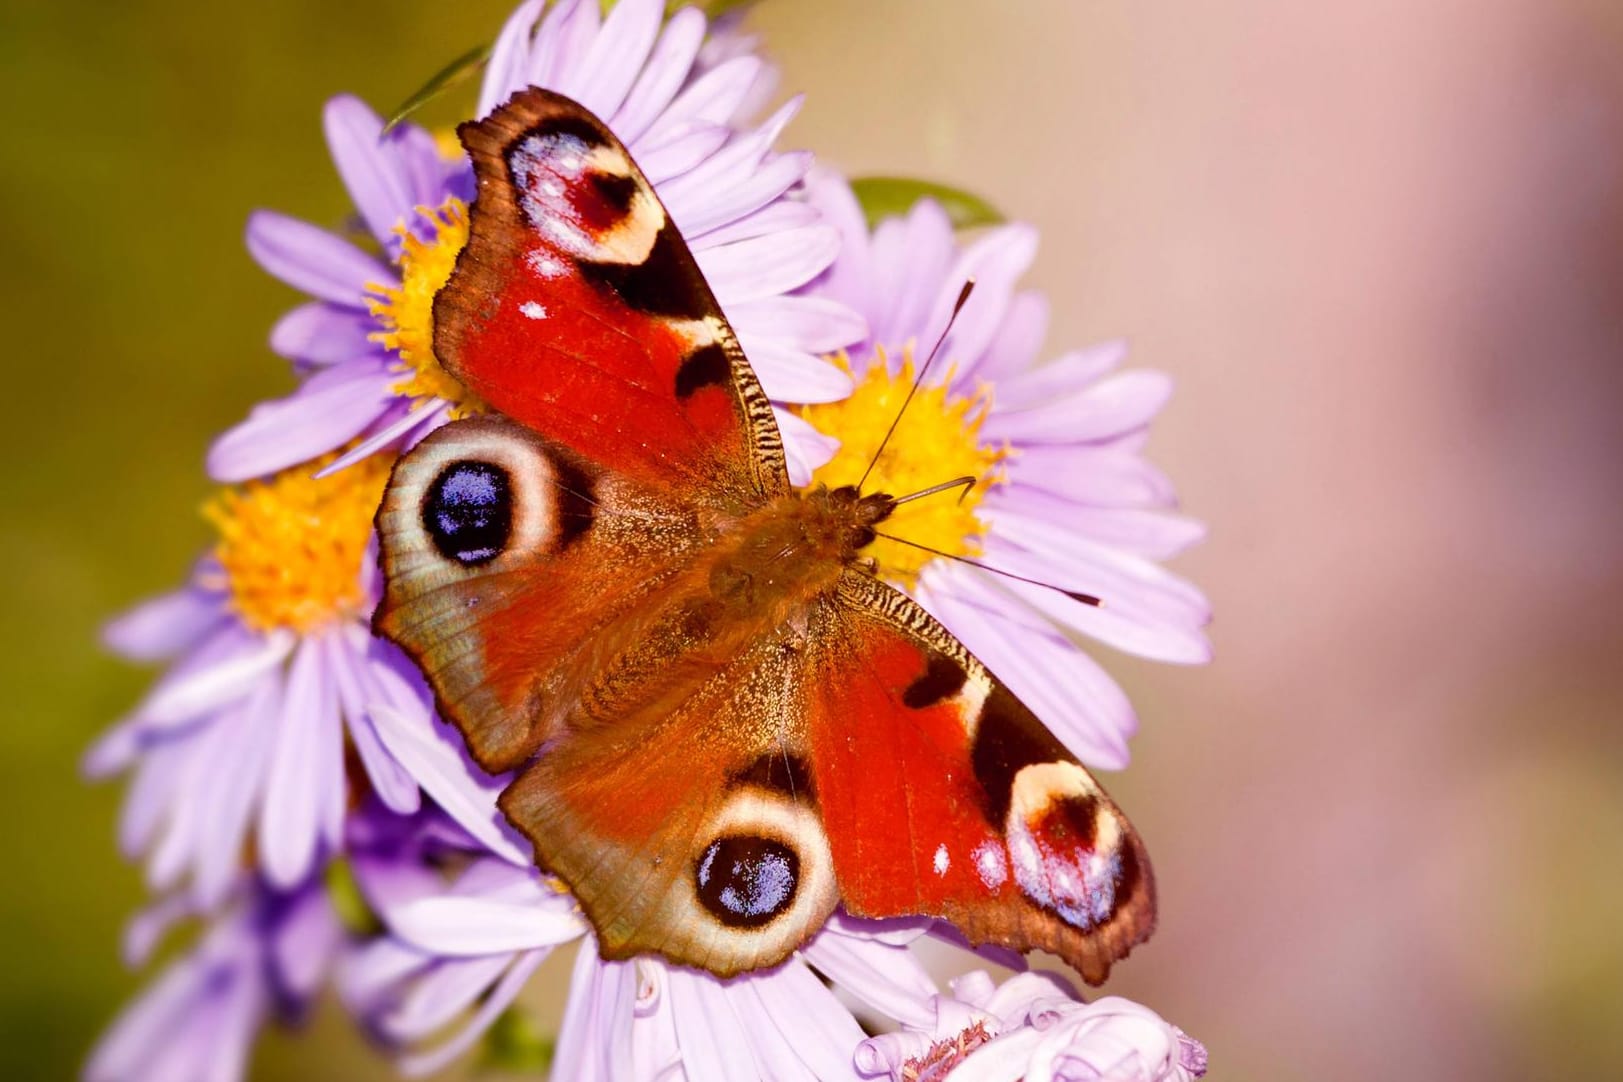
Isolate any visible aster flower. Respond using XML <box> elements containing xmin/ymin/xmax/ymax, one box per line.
<box><xmin>797</xmin><ymin>173</ymin><xmax>1212</xmax><ymax>768</ymax></box>
<box><xmin>216</xmin><ymin>0</ymin><xmax>863</xmax><ymax>485</ymax></box>
<box><xmin>352</xmin><ymin>905</ymin><xmax>941</xmax><ymax>1080</ymax></box>
<box><xmin>856</xmin><ymin>970</ymin><xmax>1206</xmax><ymax>1082</ymax></box>
<box><xmin>84</xmin><ymin>878</ymin><xmax>340</xmax><ymax>1082</ymax></box>
<box><xmin>84</xmin><ymin>450</ymin><xmax>516</xmax><ymax>903</ymax></box>
<box><xmin>338</xmin><ymin>804</ymin><xmax>950</xmax><ymax>1078</ymax></box>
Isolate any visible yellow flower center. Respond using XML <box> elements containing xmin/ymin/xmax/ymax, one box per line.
<box><xmin>797</xmin><ymin>347</ymin><xmax>1008</xmax><ymax>587</ymax></box>
<box><xmin>367</xmin><ymin>197</ymin><xmax>483</xmax><ymax>414</ymax></box>
<box><xmin>203</xmin><ymin>451</ymin><xmax>394</xmax><ymax>633</ymax></box>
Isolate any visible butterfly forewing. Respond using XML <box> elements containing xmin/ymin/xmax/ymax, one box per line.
<box><xmin>434</xmin><ymin>87</ymin><xmax>788</xmax><ymax>502</ymax></box>
<box><xmin>805</xmin><ymin>573</ymin><xmax>1155</xmax><ymax>983</ymax></box>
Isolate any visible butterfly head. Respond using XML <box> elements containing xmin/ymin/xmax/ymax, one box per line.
<box><xmin>803</xmin><ymin>483</ymin><xmax>897</xmax><ymax>563</ymax></box>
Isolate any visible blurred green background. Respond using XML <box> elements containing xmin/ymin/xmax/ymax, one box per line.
<box><xmin>4</xmin><ymin>0</ymin><xmax>1623</xmax><ymax>1079</ymax></box>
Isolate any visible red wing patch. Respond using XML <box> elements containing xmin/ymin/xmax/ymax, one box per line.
<box><xmin>806</xmin><ymin>573</ymin><xmax>1155</xmax><ymax>984</ymax></box>
<box><xmin>434</xmin><ymin>88</ymin><xmax>786</xmax><ymax>503</ymax></box>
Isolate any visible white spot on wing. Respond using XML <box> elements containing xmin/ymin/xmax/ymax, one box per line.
<box><xmin>973</xmin><ymin>840</ymin><xmax>1007</xmax><ymax>889</ymax></box>
<box><xmin>525</xmin><ymin>250</ymin><xmax>564</xmax><ymax>278</ymax></box>
<box><xmin>520</xmin><ymin>301</ymin><xmax>547</xmax><ymax>320</ymax></box>
<box><xmin>933</xmin><ymin>844</ymin><xmax>950</xmax><ymax>876</ymax></box>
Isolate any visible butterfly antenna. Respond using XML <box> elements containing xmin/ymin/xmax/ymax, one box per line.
<box><xmin>873</xmin><ymin>531</ymin><xmax>1103</xmax><ymax>606</ymax></box>
<box><xmin>855</xmin><ymin>279</ymin><xmax>977</xmax><ymax>492</ymax></box>
<box><xmin>891</xmin><ymin>475</ymin><xmax>977</xmax><ymax>507</ymax></box>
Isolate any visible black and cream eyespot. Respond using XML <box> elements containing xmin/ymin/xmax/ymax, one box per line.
<box><xmin>375</xmin><ymin>416</ymin><xmax>595</xmax><ymax>584</ymax></box>
<box><xmin>656</xmin><ymin>788</ymin><xmax>838</xmax><ymax>972</ymax></box>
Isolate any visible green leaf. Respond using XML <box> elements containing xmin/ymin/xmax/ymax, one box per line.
<box><xmin>383</xmin><ymin>43</ymin><xmax>492</xmax><ymax>135</ymax></box>
<box><xmin>849</xmin><ymin>176</ymin><xmax>1005</xmax><ymax>230</ymax></box>
<box><xmin>481</xmin><ymin>1006</ymin><xmax>556</xmax><ymax>1073</ymax></box>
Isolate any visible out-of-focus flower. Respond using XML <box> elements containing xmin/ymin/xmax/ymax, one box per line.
<box><xmin>339</xmin><ymin>807</ymin><xmax>947</xmax><ymax>1079</ymax></box>
<box><xmin>84</xmin><ymin>879</ymin><xmax>341</xmax><ymax>1082</ymax></box>
<box><xmin>857</xmin><ymin>970</ymin><xmax>1207</xmax><ymax>1082</ymax></box>
<box><xmin>798</xmin><ymin>173</ymin><xmax>1211</xmax><ymax>768</ymax></box>
<box><xmin>84</xmin><ymin>451</ymin><xmax>518</xmax><ymax>903</ymax></box>
<box><xmin>218</xmin><ymin>0</ymin><xmax>864</xmax><ymax>485</ymax></box>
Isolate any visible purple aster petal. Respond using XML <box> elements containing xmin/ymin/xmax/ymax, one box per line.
<box><xmin>956</xmin><ymin>994</ymin><xmax>1206</xmax><ymax>1082</ymax></box>
<box><xmin>776</xmin><ymin>408</ymin><xmax>840</xmax><ymax>487</ymax></box>
<box><xmin>117</xmin><ymin>739</ymin><xmax>186</xmax><ymax>858</ymax></box>
<box><xmin>207</xmin><ymin>361</ymin><xmax>395</xmax><ymax>483</ymax></box>
<box><xmin>931</xmin><ymin>223</ymin><xmax>1039</xmax><ymax>379</ymax></box>
<box><xmin>192</xmin><ymin>679</ymin><xmax>278</xmax><ymax>907</ymax></box>
<box><xmin>83</xmin><ymin>717</ymin><xmax>143</xmax><ymax>778</ymax></box>
<box><xmin>133</xmin><ymin>627</ymin><xmax>294</xmax><ymax>730</ymax></box>
<box><xmin>85</xmin><ymin>945</ymin><xmax>211</xmax><ymax>1081</ymax></box>
<box><xmin>694</xmin><ymin>198</ymin><xmax>822</xmax><ymax>248</ymax></box>
<box><xmin>728</xmin><ymin>296</ymin><xmax>869</xmax><ymax>355</ymax></box>
<box><xmin>339</xmin><ymin>937</ymin><xmax>434</xmax><ymax>1017</ymax></box>
<box><xmin>659</xmin><ymin>98</ymin><xmax>806</xmax><ymax>233</ymax></box>
<box><xmin>742</xmin><ymin>341</ymin><xmax>853</xmax><ymax>404</ymax></box>
<box><xmin>365</xmin><ymin>699</ymin><xmax>529</xmax><ymax>866</ymax></box>
<box><xmin>633</xmin><ymin>120</ymin><xmax>731</xmax><ymax>183</ymax></box>
<box><xmin>122</xmin><ymin>891</ymin><xmax>196</xmax><ymax>968</ymax></box>
<box><xmin>746</xmin><ymin>962</ymin><xmax>867</xmax><ymax>1081</ymax></box>
<box><xmin>527</xmin><ymin>0</ymin><xmax>599</xmax><ymax>94</ymax></box>
<box><xmin>478</xmin><ymin>0</ymin><xmax>545</xmax><ymax>118</ymax></box>
<box><xmin>386</xmin><ymin>954</ymin><xmax>513</xmax><ymax>1039</ymax></box>
<box><xmin>979</xmin><ymin>508</ymin><xmax>1211</xmax><ymax>630</ymax></box>
<box><xmin>323</xmin><ymin>95</ymin><xmax>419</xmax><ymax>249</ymax></box>
<box><xmin>973</xmin><ymin>292</ymin><xmax>1051</xmax><ymax>383</ymax></box>
<box><xmin>552</xmin><ymin>947</ymin><xmax>629</xmax><ymax>1082</ymax></box>
<box><xmin>397</xmin><ymin>950</ymin><xmax>546</xmax><ymax>1078</ymax></box>
<box><xmin>268</xmin><ymin>302</ymin><xmax>378</xmax><ymax>367</ymax></box>
<box><xmin>982</xmin><ymin>370</ymin><xmax>1174</xmax><ymax>445</ymax></box>
<box><xmin>1008</xmin><ymin>445</ymin><xmax>1178</xmax><ymax>508</ymax></box>
<box><xmin>102</xmin><ymin>584</ymin><xmax>224</xmax><ymax>664</ymax></box>
<box><xmin>316</xmin><ymin>653</ymin><xmax>349</xmax><ymax>852</ymax></box>
<box><xmin>915</xmin><ymin>567</ymin><xmax>1135</xmax><ymax>768</ymax></box>
<box><xmin>871</xmin><ymin>199</ymin><xmax>955</xmax><ymax>353</ymax></box>
<box><xmin>245</xmin><ymin>210</ymin><xmax>390</xmax><ymax>308</ymax></box>
<box><xmin>328</xmin><ymin>628</ymin><xmax>420</xmax><ymax>814</ymax></box>
<box><xmin>802</xmin><ymin>926</ymin><xmax>938</xmax><ymax>1029</ymax></box>
<box><xmin>695</xmin><ymin>225</ymin><xmax>841</xmax><ymax>303</ymax></box>
<box><xmin>566</xmin><ymin>0</ymin><xmax>662</xmax><ymax>119</ymax></box>
<box><xmin>612</xmin><ymin>7</ymin><xmax>706</xmax><ymax>142</ymax></box>
<box><xmin>313</xmin><ymin>400</ymin><xmax>447</xmax><ymax>479</ymax></box>
<box><xmin>975</xmin><ymin>554</ymin><xmax>1210</xmax><ymax>664</ymax></box>
<box><xmin>671</xmin><ymin>140</ymin><xmax>814</xmax><ymax>238</ymax></box>
<box><xmin>643</xmin><ymin>54</ymin><xmax>764</xmax><ymax>139</ymax></box>
<box><xmin>991</xmin><ymin>343</ymin><xmax>1128</xmax><ymax>412</ymax></box>
<box><xmin>666</xmin><ymin>968</ymin><xmax>763</xmax><ymax>1082</ymax></box>
<box><xmin>1007</xmin><ymin>495</ymin><xmax>1206</xmax><ymax>560</ymax></box>
<box><xmin>259</xmin><ymin>636</ymin><xmax>335</xmax><ymax>888</ymax></box>
<box><xmin>386</xmin><ymin>895</ymin><xmax>584</xmax><ymax>956</ymax></box>
<box><xmin>803</xmin><ymin>169</ymin><xmax>874</xmax><ymax>318</ymax></box>
<box><xmin>272</xmin><ymin>887</ymin><xmax>342</xmax><ymax>1000</ymax></box>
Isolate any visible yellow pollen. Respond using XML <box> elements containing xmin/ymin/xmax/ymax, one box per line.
<box><xmin>797</xmin><ymin>346</ymin><xmax>1008</xmax><ymax>587</ymax></box>
<box><xmin>203</xmin><ymin>451</ymin><xmax>394</xmax><ymax>634</ymax></box>
<box><xmin>368</xmin><ymin>197</ymin><xmax>484</xmax><ymax>414</ymax></box>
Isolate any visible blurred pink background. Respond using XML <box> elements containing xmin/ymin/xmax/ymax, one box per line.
<box><xmin>7</xmin><ymin>0</ymin><xmax>1621</xmax><ymax>1078</ymax></box>
<box><xmin>753</xmin><ymin>1</ymin><xmax>1623</xmax><ymax>1077</ymax></box>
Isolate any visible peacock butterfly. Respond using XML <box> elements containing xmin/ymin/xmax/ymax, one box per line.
<box><xmin>373</xmin><ymin>89</ymin><xmax>1155</xmax><ymax>982</ymax></box>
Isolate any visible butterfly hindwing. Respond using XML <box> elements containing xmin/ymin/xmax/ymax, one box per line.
<box><xmin>805</xmin><ymin>572</ymin><xmax>1155</xmax><ymax>984</ymax></box>
<box><xmin>435</xmin><ymin>88</ymin><xmax>787</xmax><ymax>501</ymax></box>
<box><xmin>374</xmin><ymin>416</ymin><xmax>704</xmax><ymax>771</ymax></box>
<box><xmin>497</xmin><ymin>630</ymin><xmax>839</xmax><ymax>977</ymax></box>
